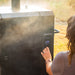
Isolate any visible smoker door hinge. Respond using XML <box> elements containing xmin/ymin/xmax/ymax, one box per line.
<box><xmin>0</xmin><ymin>56</ymin><xmax>8</xmax><ymax>64</ymax></box>
<box><xmin>0</xmin><ymin>14</ymin><xmax>3</xmax><ymax>20</ymax></box>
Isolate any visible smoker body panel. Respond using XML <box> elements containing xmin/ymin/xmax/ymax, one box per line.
<box><xmin>0</xmin><ymin>11</ymin><xmax>54</xmax><ymax>75</ymax></box>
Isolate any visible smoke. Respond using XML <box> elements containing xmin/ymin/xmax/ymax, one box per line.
<box><xmin>0</xmin><ymin>16</ymin><xmax>51</xmax><ymax>48</ymax></box>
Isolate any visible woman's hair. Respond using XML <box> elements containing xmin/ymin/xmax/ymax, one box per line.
<box><xmin>66</xmin><ymin>16</ymin><xmax>75</xmax><ymax>65</ymax></box>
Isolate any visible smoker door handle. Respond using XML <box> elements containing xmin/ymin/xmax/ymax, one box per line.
<box><xmin>54</xmin><ymin>29</ymin><xmax>60</xmax><ymax>33</ymax></box>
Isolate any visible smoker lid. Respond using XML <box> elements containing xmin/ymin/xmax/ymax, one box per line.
<box><xmin>0</xmin><ymin>6</ymin><xmax>54</xmax><ymax>19</ymax></box>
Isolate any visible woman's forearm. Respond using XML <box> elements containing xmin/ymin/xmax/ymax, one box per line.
<box><xmin>46</xmin><ymin>62</ymin><xmax>53</xmax><ymax>75</ymax></box>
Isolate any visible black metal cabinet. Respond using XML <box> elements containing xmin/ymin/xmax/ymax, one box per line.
<box><xmin>0</xmin><ymin>11</ymin><xmax>54</xmax><ymax>75</ymax></box>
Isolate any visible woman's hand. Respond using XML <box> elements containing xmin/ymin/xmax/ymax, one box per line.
<box><xmin>41</xmin><ymin>47</ymin><xmax>53</xmax><ymax>75</ymax></box>
<box><xmin>41</xmin><ymin>47</ymin><xmax>52</xmax><ymax>61</ymax></box>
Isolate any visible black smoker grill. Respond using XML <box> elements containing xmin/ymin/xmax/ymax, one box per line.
<box><xmin>0</xmin><ymin>0</ymin><xmax>55</xmax><ymax>75</ymax></box>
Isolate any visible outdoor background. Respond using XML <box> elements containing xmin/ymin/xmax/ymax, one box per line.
<box><xmin>0</xmin><ymin>0</ymin><xmax>75</xmax><ymax>57</ymax></box>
